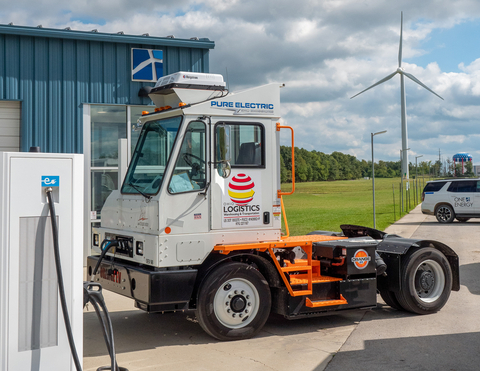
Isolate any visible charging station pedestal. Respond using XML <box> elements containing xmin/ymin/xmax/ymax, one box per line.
<box><xmin>0</xmin><ymin>152</ymin><xmax>84</xmax><ymax>371</ymax></box>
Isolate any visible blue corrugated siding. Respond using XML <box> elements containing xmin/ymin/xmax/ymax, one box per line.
<box><xmin>5</xmin><ymin>35</ymin><xmax>20</xmax><ymax>99</ymax></box>
<box><xmin>63</xmin><ymin>40</ymin><xmax>76</xmax><ymax>153</ymax></box>
<box><xmin>165</xmin><ymin>46</ymin><xmax>179</xmax><ymax>76</ymax></box>
<box><xmin>20</xmin><ymin>37</ymin><xmax>33</xmax><ymax>150</ymax></box>
<box><xmin>49</xmin><ymin>38</ymin><xmax>62</xmax><ymax>153</ymax></box>
<box><xmin>0</xmin><ymin>36</ymin><xmax>4</xmax><ymax>98</ymax></box>
<box><xmin>0</xmin><ymin>32</ymin><xmax>212</xmax><ymax>153</ymax></box>
<box><xmin>34</xmin><ymin>37</ymin><xmax>48</xmax><ymax>151</ymax></box>
<box><xmin>191</xmin><ymin>49</ymin><xmax>203</xmax><ymax>72</ymax></box>
<box><xmin>116</xmin><ymin>44</ymin><xmax>128</xmax><ymax>105</ymax></box>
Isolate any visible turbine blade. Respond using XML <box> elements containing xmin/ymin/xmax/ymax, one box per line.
<box><xmin>403</xmin><ymin>71</ymin><xmax>444</xmax><ymax>100</ymax></box>
<box><xmin>398</xmin><ymin>12</ymin><xmax>403</xmax><ymax>67</ymax></box>
<box><xmin>350</xmin><ymin>71</ymin><xmax>398</xmax><ymax>99</ymax></box>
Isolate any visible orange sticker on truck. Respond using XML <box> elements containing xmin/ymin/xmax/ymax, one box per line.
<box><xmin>351</xmin><ymin>249</ymin><xmax>371</xmax><ymax>270</ymax></box>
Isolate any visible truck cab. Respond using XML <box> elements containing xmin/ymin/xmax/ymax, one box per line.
<box><xmin>94</xmin><ymin>72</ymin><xmax>283</xmax><ymax>267</ymax></box>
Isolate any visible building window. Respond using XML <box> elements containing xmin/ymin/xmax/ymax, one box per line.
<box><xmin>89</xmin><ymin>105</ymin><xmax>146</xmax><ymax>220</ymax></box>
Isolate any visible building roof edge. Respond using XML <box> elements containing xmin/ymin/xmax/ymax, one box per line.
<box><xmin>0</xmin><ymin>24</ymin><xmax>215</xmax><ymax>49</ymax></box>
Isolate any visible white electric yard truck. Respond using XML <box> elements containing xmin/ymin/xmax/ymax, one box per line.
<box><xmin>88</xmin><ymin>72</ymin><xmax>459</xmax><ymax>341</ymax></box>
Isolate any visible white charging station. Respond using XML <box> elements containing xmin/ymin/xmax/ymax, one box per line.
<box><xmin>0</xmin><ymin>152</ymin><xmax>84</xmax><ymax>371</ymax></box>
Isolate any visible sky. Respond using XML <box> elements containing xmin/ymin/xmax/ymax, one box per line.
<box><xmin>1</xmin><ymin>0</ymin><xmax>480</xmax><ymax>167</ymax></box>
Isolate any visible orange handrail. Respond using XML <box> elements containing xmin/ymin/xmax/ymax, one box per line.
<box><xmin>277</xmin><ymin>122</ymin><xmax>295</xmax><ymax>197</ymax></box>
<box><xmin>280</xmin><ymin>195</ymin><xmax>290</xmax><ymax>238</ymax></box>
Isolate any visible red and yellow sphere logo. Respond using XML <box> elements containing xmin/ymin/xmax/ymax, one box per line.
<box><xmin>228</xmin><ymin>173</ymin><xmax>255</xmax><ymax>204</ymax></box>
<box><xmin>351</xmin><ymin>249</ymin><xmax>371</xmax><ymax>270</ymax></box>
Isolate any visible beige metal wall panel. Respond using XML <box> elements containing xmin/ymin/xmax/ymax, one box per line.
<box><xmin>0</xmin><ymin>101</ymin><xmax>20</xmax><ymax>152</ymax></box>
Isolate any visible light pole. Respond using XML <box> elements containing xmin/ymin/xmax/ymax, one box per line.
<box><xmin>400</xmin><ymin>147</ymin><xmax>410</xmax><ymax>213</ymax></box>
<box><xmin>372</xmin><ymin>130</ymin><xmax>387</xmax><ymax>229</ymax></box>
<box><xmin>415</xmin><ymin>155</ymin><xmax>423</xmax><ymax>205</ymax></box>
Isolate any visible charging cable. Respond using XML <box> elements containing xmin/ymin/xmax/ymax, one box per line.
<box><xmin>83</xmin><ymin>283</ymin><xmax>128</xmax><ymax>371</ymax></box>
<box><xmin>46</xmin><ymin>188</ymin><xmax>128</xmax><ymax>371</ymax></box>
<box><xmin>90</xmin><ymin>239</ymin><xmax>119</xmax><ymax>281</ymax></box>
<box><xmin>45</xmin><ymin>188</ymin><xmax>82</xmax><ymax>371</ymax></box>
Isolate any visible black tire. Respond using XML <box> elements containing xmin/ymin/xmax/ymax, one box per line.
<box><xmin>196</xmin><ymin>262</ymin><xmax>271</xmax><ymax>341</ymax></box>
<box><xmin>395</xmin><ymin>248</ymin><xmax>452</xmax><ymax>315</ymax></box>
<box><xmin>435</xmin><ymin>204</ymin><xmax>455</xmax><ymax>223</ymax></box>
<box><xmin>456</xmin><ymin>217</ymin><xmax>470</xmax><ymax>222</ymax></box>
<box><xmin>379</xmin><ymin>289</ymin><xmax>402</xmax><ymax>310</ymax></box>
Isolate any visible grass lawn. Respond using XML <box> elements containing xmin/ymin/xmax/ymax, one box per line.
<box><xmin>280</xmin><ymin>177</ymin><xmax>425</xmax><ymax>236</ymax></box>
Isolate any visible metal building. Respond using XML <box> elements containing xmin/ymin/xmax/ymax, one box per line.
<box><xmin>0</xmin><ymin>24</ymin><xmax>214</xmax><ymax>257</ymax></box>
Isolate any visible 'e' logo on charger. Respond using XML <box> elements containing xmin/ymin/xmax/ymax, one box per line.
<box><xmin>42</xmin><ymin>176</ymin><xmax>60</xmax><ymax>187</ymax></box>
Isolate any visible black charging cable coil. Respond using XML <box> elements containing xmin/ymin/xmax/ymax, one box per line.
<box><xmin>45</xmin><ymin>188</ymin><xmax>128</xmax><ymax>371</ymax></box>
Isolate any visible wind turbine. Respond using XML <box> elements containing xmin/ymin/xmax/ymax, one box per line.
<box><xmin>351</xmin><ymin>12</ymin><xmax>444</xmax><ymax>180</ymax></box>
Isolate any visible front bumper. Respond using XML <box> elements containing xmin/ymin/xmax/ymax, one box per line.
<box><xmin>87</xmin><ymin>256</ymin><xmax>197</xmax><ymax>311</ymax></box>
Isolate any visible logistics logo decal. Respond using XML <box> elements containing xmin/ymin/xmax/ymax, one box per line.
<box><xmin>351</xmin><ymin>249</ymin><xmax>371</xmax><ymax>270</ymax></box>
<box><xmin>228</xmin><ymin>173</ymin><xmax>255</xmax><ymax>204</ymax></box>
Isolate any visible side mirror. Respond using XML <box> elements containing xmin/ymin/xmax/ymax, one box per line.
<box><xmin>217</xmin><ymin>161</ymin><xmax>231</xmax><ymax>178</ymax></box>
<box><xmin>216</xmin><ymin>124</ymin><xmax>231</xmax><ymax>162</ymax></box>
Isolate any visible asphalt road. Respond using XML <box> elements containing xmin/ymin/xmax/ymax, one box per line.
<box><xmin>83</xmin><ymin>207</ymin><xmax>480</xmax><ymax>371</ymax></box>
<box><xmin>324</xmin><ymin>212</ymin><xmax>480</xmax><ymax>371</ymax></box>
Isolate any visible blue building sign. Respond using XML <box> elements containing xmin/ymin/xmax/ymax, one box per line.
<box><xmin>131</xmin><ymin>48</ymin><xmax>163</xmax><ymax>82</ymax></box>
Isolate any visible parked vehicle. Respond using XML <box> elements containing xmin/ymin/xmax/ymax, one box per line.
<box><xmin>422</xmin><ymin>178</ymin><xmax>480</xmax><ymax>223</ymax></box>
<box><xmin>88</xmin><ymin>72</ymin><xmax>460</xmax><ymax>340</ymax></box>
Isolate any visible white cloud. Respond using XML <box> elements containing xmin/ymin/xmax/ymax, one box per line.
<box><xmin>1</xmin><ymin>0</ymin><xmax>480</xmax><ymax>164</ymax></box>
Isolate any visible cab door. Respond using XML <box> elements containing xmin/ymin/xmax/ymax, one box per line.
<box><xmin>162</xmin><ymin>119</ymin><xmax>210</xmax><ymax>234</ymax></box>
<box><xmin>210</xmin><ymin>121</ymin><xmax>271</xmax><ymax>231</ymax></box>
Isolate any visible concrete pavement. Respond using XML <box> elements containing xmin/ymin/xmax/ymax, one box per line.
<box><xmin>325</xmin><ymin>207</ymin><xmax>480</xmax><ymax>371</ymax></box>
<box><xmin>84</xmin><ymin>206</ymin><xmax>477</xmax><ymax>371</ymax></box>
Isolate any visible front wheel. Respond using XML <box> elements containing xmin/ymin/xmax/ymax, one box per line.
<box><xmin>395</xmin><ymin>248</ymin><xmax>452</xmax><ymax>314</ymax></box>
<box><xmin>435</xmin><ymin>204</ymin><xmax>455</xmax><ymax>223</ymax></box>
<box><xmin>196</xmin><ymin>262</ymin><xmax>271</xmax><ymax>341</ymax></box>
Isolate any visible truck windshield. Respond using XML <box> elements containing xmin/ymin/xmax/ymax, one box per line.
<box><xmin>121</xmin><ymin>116</ymin><xmax>182</xmax><ymax>195</ymax></box>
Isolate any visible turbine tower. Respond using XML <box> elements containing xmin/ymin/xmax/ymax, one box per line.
<box><xmin>351</xmin><ymin>12</ymin><xmax>444</xmax><ymax>180</ymax></box>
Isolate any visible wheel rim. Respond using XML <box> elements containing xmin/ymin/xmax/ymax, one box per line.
<box><xmin>213</xmin><ymin>278</ymin><xmax>260</xmax><ymax>329</ymax></box>
<box><xmin>437</xmin><ymin>206</ymin><xmax>452</xmax><ymax>222</ymax></box>
<box><xmin>413</xmin><ymin>259</ymin><xmax>445</xmax><ymax>303</ymax></box>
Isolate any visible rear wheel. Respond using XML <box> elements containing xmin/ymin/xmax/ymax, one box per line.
<box><xmin>435</xmin><ymin>204</ymin><xmax>455</xmax><ymax>223</ymax></box>
<box><xmin>395</xmin><ymin>248</ymin><xmax>452</xmax><ymax>314</ymax></box>
<box><xmin>196</xmin><ymin>262</ymin><xmax>271</xmax><ymax>341</ymax></box>
<box><xmin>379</xmin><ymin>288</ymin><xmax>402</xmax><ymax>310</ymax></box>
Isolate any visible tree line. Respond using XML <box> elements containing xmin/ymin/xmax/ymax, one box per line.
<box><xmin>280</xmin><ymin>146</ymin><xmax>471</xmax><ymax>183</ymax></box>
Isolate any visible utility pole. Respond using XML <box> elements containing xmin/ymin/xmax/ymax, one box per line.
<box><xmin>400</xmin><ymin>148</ymin><xmax>410</xmax><ymax>213</ymax></box>
<box><xmin>439</xmin><ymin>148</ymin><xmax>441</xmax><ymax>177</ymax></box>
<box><xmin>372</xmin><ymin>130</ymin><xmax>387</xmax><ymax>229</ymax></box>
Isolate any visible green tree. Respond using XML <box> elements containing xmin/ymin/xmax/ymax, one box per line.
<box><xmin>465</xmin><ymin>161</ymin><xmax>474</xmax><ymax>177</ymax></box>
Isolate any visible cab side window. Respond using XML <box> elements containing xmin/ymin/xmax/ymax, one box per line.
<box><xmin>168</xmin><ymin>121</ymin><xmax>206</xmax><ymax>194</ymax></box>
<box><xmin>215</xmin><ymin>122</ymin><xmax>264</xmax><ymax>168</ymax></box>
